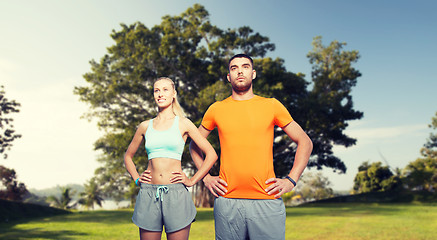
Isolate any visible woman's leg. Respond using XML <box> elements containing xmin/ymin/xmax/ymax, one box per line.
<box><xmin>166</xmin><ymin>224</ymin><xmax>191</xmax><ymax>240</ymax></box>
<box><xmin>139</xmin><ymin>228</ymin><xmax>162</xmax><ymax>240</ymax></box>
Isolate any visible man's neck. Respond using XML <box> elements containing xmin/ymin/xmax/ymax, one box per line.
<box><xmin>231</xmin><ymin>89</ymin><xmax>255</xmax><ymax>101</ymax></box>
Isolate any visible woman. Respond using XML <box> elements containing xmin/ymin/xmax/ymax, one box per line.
<box><xmin>124</xmin><ymin>77</ymin><xmax>217</xmax><ymax>240</ymax></box>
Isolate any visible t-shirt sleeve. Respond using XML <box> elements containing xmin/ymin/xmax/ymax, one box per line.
<box><xmin>272</xmin><ymin>98</ymin><xmax>294</xmax><ymax>127</ymax></box>
<box><xmin>201</xmin><ymin>104</ymin><xmax>217</xmax><ymax>131</ymax></box>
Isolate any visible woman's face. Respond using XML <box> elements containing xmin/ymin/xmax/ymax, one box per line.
<box><xmin>153</xmin><ymin>79</ymin><xmax>175</xmax><ymax>109</ymax></box>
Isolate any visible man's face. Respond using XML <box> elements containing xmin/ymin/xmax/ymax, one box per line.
<box><xmin>227</xmin><ymin>57</ymin><xmax>256</xmax><ymax>92</ymax></box>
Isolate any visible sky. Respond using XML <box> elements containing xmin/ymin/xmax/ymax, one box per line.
<box><xmin>1</xmin><ymin>0</ymin><xmax>436</xmax><ymax>191</ymax></box>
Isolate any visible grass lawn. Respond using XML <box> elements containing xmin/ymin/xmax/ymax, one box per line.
<box><xmin>1</xmin><ymin>203</ymin><xmax>436</xmax><ymax>240</ymax></box>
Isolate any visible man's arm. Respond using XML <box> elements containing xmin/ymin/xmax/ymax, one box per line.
<box><xmin>282</xmin><ymin>121</ymin><xmax>313</xmax><ymax>182</ymax></box>
<box><xmin>189</xmin><ymin>125</ymin><xmax>228</xmax><ymax>197</ymax></box>
<box><xmin>265</xmin><ymin>121</ymin><xmax>313</xmax><ymax>198</ymax></box>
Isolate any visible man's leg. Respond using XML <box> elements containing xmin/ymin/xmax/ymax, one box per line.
<box><xmin>214</xmin><ymin>197</ymin><xmax>249</xmax><ymax>240</ymax></box>
<box><xmin>246</xmin><ymin>198</ymin><xmax>286</xmax><ymax>240</ymax></box>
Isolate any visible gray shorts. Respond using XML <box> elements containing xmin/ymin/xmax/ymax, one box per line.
<box><xmin>214</xmin><ymin>197</ymin><xmax>286</xmax><ymax>240</ymax></box>
<box><xmin>132</xmin><ymin>183</ymin><xmax>196</xmax><ymax>233</ymax></box>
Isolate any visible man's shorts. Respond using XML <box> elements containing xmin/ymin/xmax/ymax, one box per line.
<box><xmin>214</xmin><ymin>197</ymin><xmax>286</xmax><ymax>240</ymax></box>
<box><xmin>132</xmin><ymin>183</ymin><xmax>196</xmax><ymax>233</ymax></box>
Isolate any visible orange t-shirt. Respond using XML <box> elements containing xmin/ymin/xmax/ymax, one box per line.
<box><xmin>201</xmin><ymin>96</ymin><xmax>293</xmax><ymax>199</ymax></box>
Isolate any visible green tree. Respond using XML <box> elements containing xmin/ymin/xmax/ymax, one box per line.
<box><xmin>420</xmin><ymin>112</ymin><xmax>437</xmax><ymax>159</ymax></box>
<box><xmin>0</xmin><ymin>85</ymin><xmax>21</xmax><ymax>159</ymax></box>
<box><xmin>75</xmin><ymin>4</ymin><xmax>362</xmax><ymax>206</ymax></box>
<box><xmin>295</xmin><ymin>172</ymin><xmax>334</xmax><ymax>202</ymax></box>
<box><xmin>403</xmin><ymin>158</ymin><xmax>437</xmax><ymax>191</ymax></box>
<box><xmin>0</xmin><ymin>165</ymin><xmax>28</xmax><ymax>201</ymax></box>
<box><xmin>300</xmin><ymin>36</ymin><xmax>363</xmax><ymax>173</ymax></box>
<box><xmin>78</xmin><ymin>178</ymin><xmax>105</xmax><ymax>210</ymax></box>
<box><xmin>403</xmin><ymin>112</ymin><xmax>437</xmax><ymax>191</ymax></box>
<box><xmin>353</xmin><ymin>161</ymin><xmax>401</xmax><ymax>193</ymax></box>
<box><xmin>47</xmin><ymin>187</ymin><xmax>75</xmax><ymax>210</ymax></box>
<box><xmin>0</xmin><ymin>86</ymin><xmax>27</xmax><ymax>201</ymax></box>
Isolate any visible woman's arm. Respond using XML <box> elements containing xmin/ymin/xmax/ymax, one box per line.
<box><xmin>124</xmin><ymin>121</ymin><xmax>148</xmax><ymax>182</ymax></box>
<box><xmin>189</xmin><ymin>125</ymin><xmax>228</xmax><ymax>196</ymax></box>
<box><xmin>172</xmin><ymin>118</ymin><xmax>218</xmax><ymax>187</ymax></box>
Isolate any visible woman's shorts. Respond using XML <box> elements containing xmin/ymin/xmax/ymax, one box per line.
<box><xmin>132</xmin><ymin>183</ymin><xmax>196</xmax><ymax>233</ymax></box>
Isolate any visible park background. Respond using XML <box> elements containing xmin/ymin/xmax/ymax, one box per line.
<box><xmin>1</xmin><ymin>1</ymin><xmax>437</xmax><ymax>240</ymax></box>
<box><xmin>1</xmin><ymin>0</ymin><xmax>436</xmax><ymax>200</ymax></box>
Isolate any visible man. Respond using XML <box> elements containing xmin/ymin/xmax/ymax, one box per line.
<box><xmin>190</xmin><ymin>53</ymin><xmax>313</xmax><ymax>240</ymax></box>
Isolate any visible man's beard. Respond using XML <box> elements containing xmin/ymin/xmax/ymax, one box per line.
<box><xmin>231</xmin><ymin>79</ymin><xmax>252</xmax><ymax>93</ymax></box>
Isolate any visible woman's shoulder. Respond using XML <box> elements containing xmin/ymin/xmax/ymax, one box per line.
<box><xmin>178</xmin><ymin>116</ymin><xmax>196</xmax><ymax>130</ymax></box>
<box><xmin>137</xmin><ymin>119</ymin><xmax>152</xmax><ymax>132</ymax></box>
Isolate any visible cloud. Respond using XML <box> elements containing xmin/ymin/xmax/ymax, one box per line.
<box><xmin>333</xmin><ymin>122</ymin><xmax>429</xmax><ymax>165</ymax></box>
<box><xmin>0</xmin><ymin>58</ymin><xmax>19</xmax><ymax>71</ymax></box>
<box><xmin>346</xmin><ymin>123</ymin><xmax>427</xmax><ymax>143</ymax></box>
<box><xmin>323</xmin><ymin>122</ymin><xmax>430</xmax><ymax>190</ymax></box>
<box><xmin>3</xmin><ymin>74</ymin><xmax>102</xmax><ymax>189</ymax></box>
<box><xmin>0</xmin><ymin>58</ymin><xmax>20</xmax><ymax>89</ymax></box>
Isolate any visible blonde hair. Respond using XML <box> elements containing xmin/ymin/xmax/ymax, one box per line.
<box><xmin>154</xmin><ymin>77</ymin><xmax>186</xmax><ymax>117</ymax></box>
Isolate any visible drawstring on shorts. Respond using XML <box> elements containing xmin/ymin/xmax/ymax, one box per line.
<box><xmin>155</xmin><ymin>186</ymin><xmax>169</xmax><ymax>201</ymax></box>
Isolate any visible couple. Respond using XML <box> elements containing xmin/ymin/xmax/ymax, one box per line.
<box><xmin>124</xmin><ymin>54</ymin><xmax>313</xmax><ymax>240</ymax></box>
